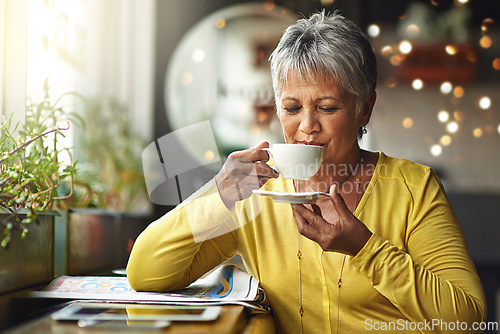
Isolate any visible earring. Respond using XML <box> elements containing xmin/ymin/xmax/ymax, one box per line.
<box><xmin>362</xmin><ymin>127</ymin><xmax>367</xmax><ymax>134</ymax></box>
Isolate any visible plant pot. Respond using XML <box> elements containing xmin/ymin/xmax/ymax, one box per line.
<box><xmin>0</xmin><ymin>212</ymin><xmax>58</xmax><ymax>295</ymax></box>
<box><xmin>65</xmin><ymin>209</ymin><xmax>119</xmax><ymax>275</ymax></box>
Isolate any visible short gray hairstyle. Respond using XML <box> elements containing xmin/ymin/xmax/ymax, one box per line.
<box><xmin>269</xmin><ymin>10</ymin><xmax>377</xmax><ymax>112</ymax></box>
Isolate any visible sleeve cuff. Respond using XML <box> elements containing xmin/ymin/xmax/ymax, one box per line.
<box><xmin>350</xmin><ymin>233</ymin><xmax>387</xmax><ymax>274</ymax></box>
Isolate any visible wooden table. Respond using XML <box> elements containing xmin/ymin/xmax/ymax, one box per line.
<box><xmin>4</xmin><ymin>305</ymin><xmax>276</xmax><ymax>334</ymax></box>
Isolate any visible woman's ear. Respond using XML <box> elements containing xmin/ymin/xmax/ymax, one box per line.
<box><xmin>360</xmin><ymin>91</ymin><xmax>377</xmax><ymax>127</ymax></box>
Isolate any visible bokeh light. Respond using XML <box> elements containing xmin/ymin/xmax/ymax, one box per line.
<box><xmin>215</xmin><ymin>18</ymin><xmax>226</xmax><ymax>29</ymax></box>
<box><xmin>406</xmin><ymin>24</ymin><xmax>420</xmax><ymax>37</ymax></box>
<box><xmin>480</xmin><ymin>36</ymin><xmax>492</xmax><ymax>49</ymax></box>
<box><xmin>430</xmin><ymin>144</ymin><xmax>442</xmax><ymax>157</ymax></box>
<box><xmin>479</xmin><ymin>96</ymin><xmax>491</xmax><ymax>110</ymax></box>
<box><xmin>204</xmin><ymin>150</ymin><xmax>215</xmax><ymax>161</ymax></box>
<box><xmin>367</xmin><ymin>24</ymin><xmax>380</xmax><ymax>38</ymax></box>
<box><xmin>453</xmin><ymin>86</ymin><xmax>464</xmax><ymax>98</ymax></box>
<box><xmin>438</xmin><ymin>110</ymin><xmax>450</xmax><ymax>123</ymax></box>
<box><xmin>399</xmin><ymin>40</ymin><xmax>412</xmax><ymax>54</ymax></box>
<box><xmin>440</xmin><ymin>135</ymin><xmax>452</xmax><ymax>146</ymax></box>
<box><xmin>473</xmin><ymin>128</ymin><xmax>483</xmax><ymax>138</ymax></box>
<box><xmin>403</xmin><ymin>117</ymin><xmax>414</xmax><ymax>128</ymax></box>
<box><xmin>192</xmin><ymin>49</ymin><xmax>205</xmax><ymax>63</ymax></box>
<box><xmin>454</xmin><ymin>111</ymin><xmax>465</xmax><ymax>121</ymax></box>
<box><xmin>390</xmin><ymin>55</ymin><xmax>403</xmax><ymax>66</ymax></box>
<box><xmin>440</xmin><ymin>81</ymin><xmax>452</xmax><ymax>94</ymax></box>
<box><xmin>412</xmin><ymin>79</ymin><xmax>423</xmax><ymax>90</ymax></box>
<box><xmin>493</xmin><ymin>58</ymin><xmax>500</xmax><ymax>70</ymax></box>
<box><xmin>263</xmin><ymin>0</ymin><xmax>275</xmax><ymax>11</ymax></box>
<box><xmin>445</xmin><ymin>45</ymin><xmax>458</xmax><ymax>55</ymax></box>
<box><xmin>320</xmin><ymin>0</ymin><xmax>335</xmax><ymax>5</ymax></box>
<box><xmin>381</xmin><ymin>45</ymin><xmax>393</xmax><ymax>58</ymax></box>
<box><xmin>447</xmin><ymin>121</ymin><xmax>459</xmax><ymax>134</ymax></box>
<box><xmin>482</xmin><ymin>18</ymin><xmax>495</xmax><ymax>32</ymax></box>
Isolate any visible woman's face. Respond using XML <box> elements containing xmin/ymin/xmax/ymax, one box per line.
<box><xmin>277</xmin><ymin>73</ymin><xmax>373</xmax><ymax>167</ymax></box>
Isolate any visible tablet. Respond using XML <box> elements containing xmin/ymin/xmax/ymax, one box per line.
<box><xmin>77</xmin><ymin>319</ymin><xmax>171</xmax><ymax>329</ymax></box>
<box><xmin>51</xmin><ymin>302</ymin><xmax>221</xmax><ymax>322</ymax></box>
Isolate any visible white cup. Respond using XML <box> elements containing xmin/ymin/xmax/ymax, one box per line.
<box><xmin>263</xmin><ymin>144</ymin><xmax>324</xmax><ymax>180</ymax></box>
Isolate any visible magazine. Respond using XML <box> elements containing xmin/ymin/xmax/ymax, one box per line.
<box><xmin>27</xmin><ymin>264</ymin><xmax>269</xmax><ymax>313</ymax></box>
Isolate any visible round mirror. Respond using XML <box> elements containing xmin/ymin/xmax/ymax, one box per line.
<box><xmin>165</xmin><ymin>3</ymin><xmax>297</xmax><ymax>167</ymax></box>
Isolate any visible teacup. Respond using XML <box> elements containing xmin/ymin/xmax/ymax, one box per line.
<box><xmin>263</xmin><ymin>144</ymin><xmax>324</xmax><ymax>180</ymax></box>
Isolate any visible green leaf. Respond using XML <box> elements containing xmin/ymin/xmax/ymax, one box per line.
<box><xmin>1</xmin><ymin>236</ymin><xmax>10</xmax><ymax>248</ymax></box>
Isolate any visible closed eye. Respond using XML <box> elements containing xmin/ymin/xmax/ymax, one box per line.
<box><xmin>284</xmin><ymin>106</ymin><xmax>301</xmax><ymax>113</ymax></box>
<box><xmin>319</xmin><ymin>107</ymin><xmax>340</xmax><ymax>113</ymax></box>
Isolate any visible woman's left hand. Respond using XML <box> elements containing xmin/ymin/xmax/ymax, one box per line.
<box><xmin>291</xmin><ymin>184</ymin><xmax>372</xmax><ymax>257</ymax></box>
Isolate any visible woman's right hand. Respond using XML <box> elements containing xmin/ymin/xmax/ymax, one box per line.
<box><xmin>215</xmin><ymin>141</ymin><xmax>279</xmax><ymax>210</ymax></box>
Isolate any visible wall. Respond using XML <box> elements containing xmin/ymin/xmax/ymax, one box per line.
<box><xmin>369</xmin><ymin>84</ymin><xmax>500</xmax><ymax>193</ymax></box>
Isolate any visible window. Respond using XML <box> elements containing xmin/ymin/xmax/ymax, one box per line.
<box><xmin>1</xmin><ymin>0</ymin><xmax>28</xmax><ymax>128</ymax></box>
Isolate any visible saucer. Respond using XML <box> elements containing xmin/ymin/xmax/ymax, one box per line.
<box><xmin>252</xmin><ymin>189</ymin><xmax>330</xmax><ymax>204</ymax></box>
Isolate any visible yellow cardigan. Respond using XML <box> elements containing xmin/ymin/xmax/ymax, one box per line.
<box><xmin>127</xmin><ymin>152</ymin><xmax>486</xmax><ymax>333</ymax></box>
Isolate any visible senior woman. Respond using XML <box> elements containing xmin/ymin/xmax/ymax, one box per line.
<box><xmin>127</xmin><ymin>11</ymin><xmax>486</xmax><ymax>333</ymax></box>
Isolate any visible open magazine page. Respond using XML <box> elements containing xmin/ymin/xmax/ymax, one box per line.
<box><xmin>27</xmin><ymin>264</ymin><xmax>269</xmax><ymax>312</ymax></box>
<box><xmin>166</xmin><ymin>264</ymin><xmax>256</xmax><ymax>300</ymax></box>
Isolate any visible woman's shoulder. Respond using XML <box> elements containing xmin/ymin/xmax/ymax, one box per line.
<box><xmin>376</xmin><ymin>151</ymin><xmax>435</xmax><ymax>185</ymax></box>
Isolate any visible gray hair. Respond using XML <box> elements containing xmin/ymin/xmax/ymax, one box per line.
<box><xmin>269</xmin><ymin>10</ymin><xmax>377</xmax><ymax>113</ymax></box>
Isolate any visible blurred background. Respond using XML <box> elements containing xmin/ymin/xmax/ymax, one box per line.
<box><xmin>1</xmin><ymin>0</ymin><xmax>499</xmax><ymax>329</ymax></box>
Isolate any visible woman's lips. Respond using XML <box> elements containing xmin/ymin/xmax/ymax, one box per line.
<box><xmin>298</xmin><ymin>141</ymin><xmax>324</xmax><ymax>146</ymax></box>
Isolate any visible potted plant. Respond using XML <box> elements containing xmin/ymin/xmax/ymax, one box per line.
<box><xmin>24</xmin><ymin>95</ymin><xmax>152</xmax><ymax>277</ymax></box>
<box><xmin>0</xmin><ymin>81</ymin><xmax>79</xmax><ymax>296</ymax></box>
<box><xmin>0</xmin><ymin>81</ymin><xmax>151</xmax><ymax>296</ymax></box>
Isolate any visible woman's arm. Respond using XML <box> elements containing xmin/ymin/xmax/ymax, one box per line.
<box><xmin>292</xmin><ymin>169</ymin><xmax>486</xmax><ymax>332</ymax></box>
<box><xmin>126</xmin><ymin>179</ymin><xmax>239</xmax><ymax>292</ymax></box>
<box><xmin>127</xmin><ymin>141</ymin><xmax>278</xmax><ymax>292</ymax></box>
<box><xmin>350</xmin><ymin>170</ymin><xmax>486</xmax><ymax>332</ymax></box>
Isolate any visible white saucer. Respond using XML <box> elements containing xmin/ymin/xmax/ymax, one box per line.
<box><xmin>252</xmin><ymin>189</ymin><xmax>330</xmax><ymax>204</ymax></box>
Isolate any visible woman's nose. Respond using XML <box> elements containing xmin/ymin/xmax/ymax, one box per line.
<box><xmin>298</xmin><ymin>111</ymin><xmax>321</xmax><ymax>134</ymax></box>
